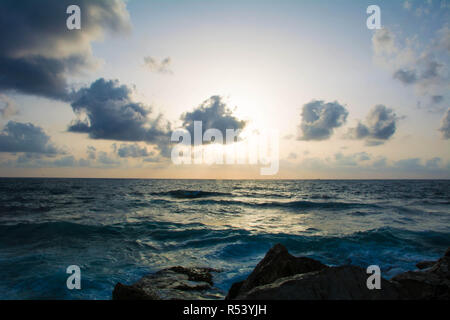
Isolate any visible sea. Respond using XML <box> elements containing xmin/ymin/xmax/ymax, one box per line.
<box><xmin>0</xmin><ymin>178</ymin><xmax>449</xmax><ymax>299</ymax></box>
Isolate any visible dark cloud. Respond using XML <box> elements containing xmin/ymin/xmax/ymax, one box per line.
<box><xmin>394</xmin><ymin>60</ymin><xmax>443</xmax><ymax>86</ymax></box>
<box><xmin>421</xmin><ymin>60</ymin><xmax>442</xmax><ymax>79</ymax></box>
<box><xmin>144</xmin><ymin>57</ymin><xmax>172</xmax><ymax>74</ymax></box>
<box><xmin>0</xmin><ymin>0</ymin><xmax>130</xmax><ymax>100</ymax></box>
<box><xmin>297</xmin><ymin>100</ymin><xmax>348</xmax><ymax>141</ymax></box>
<box><xmin>347</xmin><ymin>105</ymin><xmax>398</xmax><ymax>145</ymax></box>
<box><xmin>68</xmin><ymin>78</ymin><xmax>170</xmax><ymax>145</ymax></box>
<box><xmin>0</xmin><ymin>121</ymin><xmax>62</xmax><ymax>154</ymax></box>
<box><xmin>181</xmin><ymin>96</ymin><xmax>247</xmax><ymax>141</ymax></box>
<box><xmin>114</xmin><ymin>143</ymin><xmax>149</xmax><ymax>158</ymax></box>
<box><xmin>393</xmin><ymin>69</ymin><xmax>418</xmax><ymax>84</ymax></box>
<box><xmin>432</xmin><ymin>95</ymin><xmax>444</xmax><ymax>104</ymax></box>
<box><xmin>439</xmin><ymin>108</ymin><xmax>450</xmax><ymax>139</ymax></box>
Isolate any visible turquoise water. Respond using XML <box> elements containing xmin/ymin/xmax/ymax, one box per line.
<box><xmin>0</xmin><ymin>178</ymin><xmax>449</xmax><ymax>299</ymax></box>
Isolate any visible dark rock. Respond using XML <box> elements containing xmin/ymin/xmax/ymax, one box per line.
<box><xmin>226</xmin><ymin>281</ymin><xmax>244</xmax><ymax>300</ymax></box>
<box><xmin>112</xmin><ymin>282</ymin><xmax>159</xmax><ymax>300</ymax></box>
<box><xmin>236</xmin><ymin>265</ymin><xmax>400</xmax><ymax>300</ymax></box>
<box><xmin>113</xmin><ymin>266</ymin><xmax>223</xmax><ymax>300</ymax></box>
<box><xmin>167</xmin><ymin>266</ymin><xmax>217</xmax><ymax>285</ymax></box>
<box><xmin>226</xmin><ymin>243</ymin><xmax>327</xmax><ymax>299</ymax></box>
<box><xmin>391</xmin><ymin>251</ymin><xmax>450</xmax><ymax>300</ymax></box>
<box><xmin>416</xmin><ymin>261</ymin><xmax>436</xmax><ymax>270</ymax></box>
<box><xmin>226</xmin><ymin>244</ymin><xmax>450</xmax><ymax>300</ymax></box>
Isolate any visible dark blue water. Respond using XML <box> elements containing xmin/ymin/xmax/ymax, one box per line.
<box><xmin>0</xmin><ymin>179</ymin><xmax>449</xmax><ymax>299</ymax></box>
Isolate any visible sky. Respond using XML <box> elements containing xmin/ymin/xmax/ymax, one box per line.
<box><xmin>0</xmin><ymin>0</ymin><xmax>449</xmax><ymax>179</ymax></box>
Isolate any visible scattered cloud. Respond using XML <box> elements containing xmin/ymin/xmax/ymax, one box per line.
<box><xmin>143</xmin><ymin>56</ymin><xmax>173</xmax><ymax>74</ymax></box>
<box><xmin>372</xmin><ymin>23</ymin><xmax>449</xmax><ymax>110</ymax></box>
<box><xmin>68</xmin><ymin>78</ymin><xmax>170</xmax><ymax>148</ymax></box>
<box><xmin>347</xmin><ymin>105</ymin><xmax>399</xmax><ymax>146</ymax></box>
<box><xmin>438</xmin><ymin>108</ymin><xmax>450</xmax><ymax>139</ymax></box>
<box><xmin>97</xmin><ymin>151</ymin><xmax>121</xmax><ymax>167</ymax></box>
<box><xmin>334</xmin><ymin>152</ymin><xmax>371</xmax><ymax>167</ymax></box>
<box><xmin>287</xmin><ymin>152</ymin><xmax>297</xmax><ymax>160</ymax></box>
<box><xmin>403</xmin><ymin>0</ymin><xmax>440</xmax><ymax>16</ymax></box>
<box><xmin>393</xmin><ymin>69</ymin><xmax>417</xmax><ymax>84</ymax></box>
<box><xmin>0</xmin><ymin>94</ymin><xmax>18</xmax><ymax>119</ymax></box>
<box><xmin>114</xmin><ymin>143</ymin><xmax>150</xmax><ymax>158</ymax></box>
<box><xmin>292</xmin><ymin>153</ymin><xmax>449</xmax><ymax>177</ymax></box>
<box><xmin>181</xmin><ymin>96</ymin><xmax>247</xmax><ymax>142</ymax></box>
<box><xmin>11</xmin><ymin>153</ymin><xmax>77</xmax><ymax>168</ymax></box>
<box><xmin>431</xmin><ymin>95</ymin><xmax>444</xmax><ymax>104</ymax></box>
<box><xmin>297</xmin><ymin>100</ymin><xmax>348</xmax><ymax>141</ymax></box>
<box><xmin>0</xmin><ymin>0</ymin><xmax>130</xmax><ymax>100</ymax></box>
<box><xmin>87</xmin><ymin>146</ymin><xmax>97</xmax><ymax>160</ymax></box>
<box><xmin>372</xmin><ymin>28</ymin><xmax>398</xmax><ymax>56</ymax></box>
<box><xmin>403</xmin><ymin>1</ymin><xmax>412</xmax><ymax>10</ymax></box>
<box><xmin>0</xmin><ymin>121</ymin><xmax>63</xmax><ymax>154</ymax></box>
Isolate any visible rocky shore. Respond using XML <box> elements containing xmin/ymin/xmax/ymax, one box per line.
<box><xmin>113</xmin><ymin>244</ymin><xmax>450</xmax><ymax>300</ymax></box>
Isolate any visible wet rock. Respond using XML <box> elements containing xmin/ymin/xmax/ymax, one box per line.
<box><xmin>113</xmin><ymin>266</ymin><xmax>223</xmax><ymax>300</ymax></box>
<box><xmin>226</xmin><ymin>243</ymin><xmax>327</xmax><ymax>299</ymax></box>
<box><xmin>235</xmin><ymin>265</ymin><xmax>400</xmax><ymax>300</ymax></box>
<box><xmin>227</xmin><ymin>244</ymin><xmax>450</xmax><ymax>300</ymax></box>
<box><xmin>416</xmin><ymin>261</ymin><xmax>435</xmax><ymax>270</ymax></box>
<box><xmin>112</xmin><ymin>282</ymin><xmax>159</xmax><ymax>300</ymax></box>
<box><xmin>391</xmin><ymin>251</ymin><xmax>450</xmax><ymax>300</ymax></box>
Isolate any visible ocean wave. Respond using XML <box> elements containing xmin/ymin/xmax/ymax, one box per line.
<box><xmin>150</xmin><ymin>190</ymin><xmax>234</xmax><ymax>199</ymax></box>
<box><xmin>190</xmin><ymin>198</ymin><xmax>379</xmax><ymax>211</ymax></box>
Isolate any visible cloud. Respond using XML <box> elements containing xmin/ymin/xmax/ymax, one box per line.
<box><xmin>393</xmin><ymin>60</ymin><xmax>443</xmax><ymax>86</ymax></box>
<box><xmin>437</xmin><ymin>24</ymin><xmax>450</xmax><ymax>52</ymax></box>
<box><xmin>293</xmin><ymin>153</ymin><xmax>449</xmax><ymax>178</ymax></box>
<box><xmin>394</xmin><ymin>158</ymin><xmax>426</xmax><ymax>171</ymax></box>
<box><xmin>426</xmin><ymin>157</ymin><xmax>443</xmax><ymax>168</ymax></box>
<box><xmin>87</xmin><ymin>146</ymin><xmax>97</xmax><ymax>159</ymax></box>
<box><xmin>438</xmin><ymin>108</ymin><xmax>450</xmax><ymax>139</ymax></box>
<box><xmin>68</xmin><ymin>78</ymin><xmax>170</xmax><ymax>146</ymax></box>
<box><xmin>114</xmin><ymin>143</ymin><xmax>149</xmax><ymax>158</ymax></box>
<box><xmin>431</xmin><ymin>95</ymin><xmax>444</xmax><ymax>104</ymax></box>
<box><xmin>372</xmin><ymin>23</ymin><xmax>449</xmax><ymax>110</ymax></box>
<box><xmin>297</xmin><ymin>100</ymin><xmax>348</xmax><ymax>141</ymax></box>
<box><xmin>403</xmin><ymin>0</ymin><xmax>438</xmax><ymax>16</ymax></box>
<box><xmin>0</xmin><ymin>121</ymin><xmax>63</xmax><ymax>154</ymax></box>
<box><xmin>181</xmin><ymin>96</ymin><xmax>247</xmax><ymax>141</ymax></box>
<box><xmin>403</xmin><ymin>1</ymin><xmax>412</xmax><ymax>10</ymax></box>
<box><xmin>393</xmin><ymin>69</ymin><xmax>417</xmax><ymax>84</ymax></box>
<box><xmin>393</xmin><ymin>157</ymin><xmax>449</xmax><ymax>173</ymax></box>
<box><xmin>0</xmin><ymin>94</ymin><xmax>18</xmax><ymax>119</ymax></box>
<box><xmin>97</xmin><ymin>151</ymin><xmax>121</xmax><ymax>166</ymax></box>
<box><xmin>287</xmin><ymin>153</ymin><xmax>297</xmax><ymax>160</ymax></box>
<box><xmin>10</xmin><ymin>153</ymin><xmax>77</xmax><ymax>168</ymax></box>
<box><xmin>334</xmin><ymin>152</ymin><xmax>371</xmax><ymax>167</ymax></box>
<box><xmin>0</xmin><ymin>0</ymin><xmax>130</xmax><ymax>100</ymax></box>
<box><xmin>372</xmin><ymin>28</ymin><xmax>397</xmax><ymax>55</ymax></box>
<box><xmin>51</xmin><ymin>156</ymin><xmax>77</xmax><ymax>167</ymax></box>
<box><xmin>347</xmin><ymin>105</ymin><xmax>399</xmax><ymax>145</ymax></box>
<box><xmin>144</xmin><ymin>56</ymin><xmax>173</xmax><ymax>74</ymax></box>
